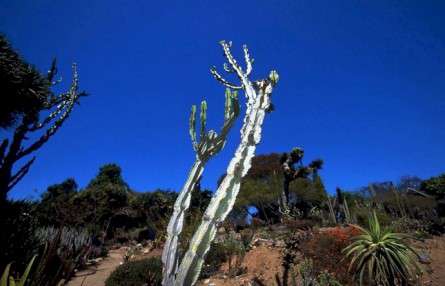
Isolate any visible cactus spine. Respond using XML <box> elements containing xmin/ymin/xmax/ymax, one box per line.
<box><xmin>162</xmin><ymin>88</ymin><xmax>240</xmax><ymax>285</ymax></box>
<box><xmin>163</xmin><ymin>40</ymin><xmax>278</xmax><ymax>286</ymax></box>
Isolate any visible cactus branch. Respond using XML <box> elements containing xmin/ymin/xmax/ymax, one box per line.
<box><xmin>189</xmin><ymin>105</ymin><xmax>198</xmax><ymax>151</ymax></box>
<box><xmin>210</xmin><ymin>67</ymin><xmax>242</xmax><ymax>90</ymax></box>
<box><xmin>243</xmin><ymin>44</ymin><xmax>253</xmax><ymax>76</ymax></box>
<box><xmin>162</xmin><ymin>89</ymin><xmax>240</xmax><ymax>286</ymax></box>
<box><xmin>173</xmin><ymin>41</ymin><xmax>278</xmax><ymax>286</ymax></box>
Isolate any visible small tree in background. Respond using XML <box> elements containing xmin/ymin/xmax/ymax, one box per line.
<box><xmin>279</xmin><ymin>147</ymin><xmax>323</xmax><ymax>217</ymax></box>
<box><xmin>74</xmin><ymin>164</ymin><xmax>131</xmax><ymax>237</ymax></box>
<box><xmin>420</xmin><ymin>173</ymin><xmax>445</xmax><ymax>217</ymax></box>
<box><xmin>0</xmin><ymin>35</ymin><xmax>85</xmax><ymax>203</ymax></box>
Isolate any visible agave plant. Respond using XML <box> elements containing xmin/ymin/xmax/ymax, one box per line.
<box><xmin>1</xmin><ymin>255</ymin><xmax>36</xmax><ymax>286</ymax></box>
<box><xmin>343</xmin><ymin>211</ymin><xmax>421</xmax><ymax>286</ymax></box>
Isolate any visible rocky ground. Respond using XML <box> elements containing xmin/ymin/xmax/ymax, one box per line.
<box><xmin>66</xmin><ymin>234</ymin><xmax>445</xmax><ymax>286</ymax></box>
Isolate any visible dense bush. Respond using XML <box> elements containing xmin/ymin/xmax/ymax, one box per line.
<box><xmin>105</xmin><ymin>257</ymin><xmax>162</xmax><ymax>286</ymax></box>
<box><xmin>0</xmin><ymin>200</ymin><xmax>39</xmax><ymax>273</ymax></box>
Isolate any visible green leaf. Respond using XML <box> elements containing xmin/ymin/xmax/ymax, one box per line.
<box><xmin>17</xmin><ymin>255</ymin><xmax>37</xmax><ymax>286</ymax></box>
<box><xmin>1</xmin><ymin>263</ymin><xmax>11</xmax><ymax>286</ymax></box>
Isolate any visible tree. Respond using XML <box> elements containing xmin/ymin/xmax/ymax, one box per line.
<box><xmin>132</xmin><ymin>189</ymin><xmax>177</xmax><ymax>233</ymax></box>
<box><xmin>279</xmin><ymin>147</ymin><xmax>323</xmax><ymax>216</ymax></box>
<box><xmin>0</xmin><ymin>35</ymin><xmax>86</xmax><ymax>203</ymax></box>
<box><xmin>234</xmin><ymin>153</ymin><xmax>283</xmax><ymax>224</ymax></box>
<box><xmin>421</xmin><ymin>173</ymin><xmax>445</xmax><ymax>217</ymax></box>
<box><xmin>225</xmin><ymin>152</ymin><xmax>326</xmax><ymax>224</ymax></box>
<box><xmin>421</xmin><ymin>173</ymin><xmax>445</xmax><ymax>199</ymax></box>
<box><xmin>36</xmin><ymin>178</ymin><xmax>79</xmax><ymax>226</ymax></box>
<box><xmin>74</xmin><ymin>164</ymin><xmax>131</xmax><ymax>236</ymax></box>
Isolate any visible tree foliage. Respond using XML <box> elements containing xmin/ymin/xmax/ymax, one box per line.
<box><xmin>0</xmin><ymin>35</ymin><xmax>49</xmax><ymax>128</ymax></box>
<box><xmin>36</xmin><ymin>178</ymin><xmax>78</xmax><ymax>227</ymax></box>
<box><xmin>232</xmin><ymin>153</ymin><xmax>327</xmax><ymax>224</ymax></box>
<box><xmin>421</xmin><ymin>173</ymin><xmax>445</xmax><ymax>199</ymax></box>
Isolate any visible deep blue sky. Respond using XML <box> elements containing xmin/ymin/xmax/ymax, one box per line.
<box><xmin>1</xmin><ymin>1</ymin><xmax>444</xmax><ymax>199</ymax></box>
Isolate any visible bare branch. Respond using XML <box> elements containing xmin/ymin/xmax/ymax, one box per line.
<box><xmin>28</xmin><ymin>99</ymin><xmax>70</xmax><ymax>131</ymax></box>
<box><xmin>0</xmin><ymin>139</ymin><xmax>8</xmax><ymax>164</ymax></box>
<box><xmin>47</xmin><ymin>58</ymin><xmax>58</xmax><ymax>82</ymax></box>
<box><xmin>8</xmin><ymin>157</ymin><xmax>35</xmax><ymax>191</ymax></box>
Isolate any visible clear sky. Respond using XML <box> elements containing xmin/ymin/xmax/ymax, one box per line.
<box><xmin>1</xmin><ymin>0</ymin><xmax>444</xmax><ymax>199</ymax></box>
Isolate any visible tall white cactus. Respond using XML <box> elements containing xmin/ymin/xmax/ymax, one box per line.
<box><xmin>162</xmin><ymin>40</ymin><xmax>279</xmax><ymax>286</ymax></box>
<box><xmin>162</xmin><ymin>89</ymin><xmax>240</xmax><ymax>285</ymax></box>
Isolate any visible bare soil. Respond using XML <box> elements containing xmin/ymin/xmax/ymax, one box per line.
<box><xmin>199</xmin><ymin>235</ymin><xmax>445</xmax><ymax>286</ymax></box>
<box><xmin>197</xmin><ymin>245</ymin><xmax>284</xmax><ymax>286</ymax></box>
<box><xmin>67</xmin><ymin>247</ymin><xmax>127</xmax><ymax>286</ymax></box>
<box><xmin>417</xmin><ymin>235</ymin><xmax>445</xmax><ymax>286</ymax></box>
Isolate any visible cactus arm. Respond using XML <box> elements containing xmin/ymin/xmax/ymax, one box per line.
<box><xmin>162</xmin><ymin>159</ymin><xmax>205</xmax><ymax>286</ymax></box>
<box><xmin>175</xmin><ymin>82</ymin><xmax>274</xmax><ymax>286</ymax></box>
<box><xmin>174</xmin><ymin>41</ymin><xmax>278</xmax><ymax>286</ymax></box>
<box><xmin>162</xmin><ymin>90</ymin><xmax>239</xmax><ymax>286</ymax></box>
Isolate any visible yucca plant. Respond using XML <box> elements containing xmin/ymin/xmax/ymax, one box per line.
<box><xmin>343</xmin><ymin>211</ymin><xmax>421</xmax><ymax>286</ymax></box>
<box><xmin>1</xmin><ymin>255</ymin><xmax>36</xmax><ymax>286</ymax></box>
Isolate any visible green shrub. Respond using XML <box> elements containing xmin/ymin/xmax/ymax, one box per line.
<box><xmin>105</xmin><ymin>257</ymin><xmax>162</xmax><ymax>286</ymax></box>
<box><xmin>200</xmin><ymin>237</ymin><xmax>246</xmax><ymax>278</ymax></box>
<box><xmin>298</xmin><ymin>258</ymin><xmax>343</xmax><ymax>286</ymax></box>
<box><xmin>354</xmin><ymin>208</ymin><xmax>391</xmax><ymax>228</ymax></box>
<box><xmin>343</xmin><ymin>212</ymin><xmax>421</xmax><ymax>286</ymax></box>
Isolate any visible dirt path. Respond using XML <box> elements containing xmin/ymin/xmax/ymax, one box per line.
<box><xmin>67</xmin><ymin>247</ymin><xmax>126</xmax><ymax>286</ymax></box>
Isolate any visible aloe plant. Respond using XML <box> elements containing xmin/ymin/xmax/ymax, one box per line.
<box><xmin>1</xmin><ymin>255</ymin><xmax>36</xmax><ymax>286</ymax></box>
<box><xmin>343</xmin><ymin>212</ymin><xmax>421</xmax><ymax>285</ymax></box>
<box><xmin>162</xmin><ymin>40</ymin><xmax>278</xmax><ymax>286</ymax></box>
